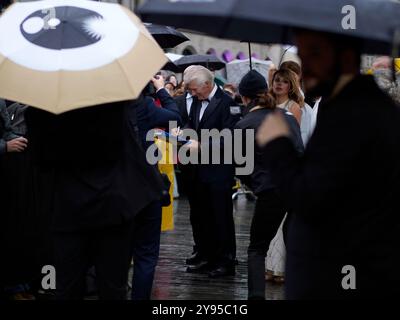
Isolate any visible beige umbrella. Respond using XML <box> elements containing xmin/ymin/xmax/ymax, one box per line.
<box><xmin>0</xmin><ymin>0</ymin><xmax>167</xmax><ymax>114</ymax></box>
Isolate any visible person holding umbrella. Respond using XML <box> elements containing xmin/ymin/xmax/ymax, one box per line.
<box><xmin>256</xmin><ymin>30</ymin><xmax>400</xmax><ymax>299</ymax></box>
<box><xmin>128</xmin><ymin>74</ymin><xmax>182</xmax><ymax>301</ymax></box>
<box><xmin>0</xmin><ymin>0</ymin><xmax>169</xmax><ymax>299</ymax></box>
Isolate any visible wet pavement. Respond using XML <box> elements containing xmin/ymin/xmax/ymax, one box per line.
<box><xmin>137</xmin><ymin>195</ymin><xmax>285</xmax><ymax>300</ymax></box>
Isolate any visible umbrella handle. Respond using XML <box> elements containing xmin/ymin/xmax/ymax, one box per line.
<box><xmin>248</xmin><ymin>42</ymin><xmax>253</xmax><ymax>70</ymax></box>
<box><xmin>392</xmin><ymin>29</ymin><xmax>400</xmax><ymax>84</ymax></box>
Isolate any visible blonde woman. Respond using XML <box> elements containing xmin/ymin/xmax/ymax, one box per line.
<box><xmin>269</xmin><ymin>68</ymin><xmax>304</xmax><ymax>125</ymax></box>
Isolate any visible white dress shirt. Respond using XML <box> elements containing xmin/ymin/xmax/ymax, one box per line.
<box><xmin>185</xmin><ymin>92</ymin><xmax>193</xmax><ymax>116</ymax></box>
<box><xmin>199</xmin><ymin>84</ymin><xmax>218</xmax><ymax>121</ymax></box>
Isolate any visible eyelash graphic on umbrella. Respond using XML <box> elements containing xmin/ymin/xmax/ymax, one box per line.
<box><xmin>1</xmin><ymin>2</ymin><xmax>142</xmax><ymax>72</ymax></box>
<box><xmin>20</xmin><ymin>6</ymin><xmax>105</xmax><ymax>50</ymax></box>
<box><xmin>82</xmin><ymin>16</ymin><xmax>107</xmax><ymax>41</ymax></box>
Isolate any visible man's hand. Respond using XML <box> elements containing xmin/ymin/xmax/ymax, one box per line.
<box><xmin>170</xmin><ymin>127</ymin><xmax>182</xmax><ymax>137</ymax></box>
<box><xmin>256</xmin><ymin>111</ymin><xmax>290</xmax><ymax>147</ymax></box>
<box><xmin>186</xmin><ymin>139</ymin><xmax>200</xmax><ymax>151</ymax></box>
<box><xmin>6</xmin><ymin>137</ymin><xmax>28</xmax><ymax>152</ymax></box>
<box><xmin>151</xmin><ymin>75</ymin><xmax>165</xmax><ymax>91</ymax></box>
<box><xmin>180</xmin><ymin>139</ymin><xmax>200</xmax><ymax>152</ymax></box>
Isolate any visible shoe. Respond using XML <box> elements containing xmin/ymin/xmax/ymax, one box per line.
<box><xmin>208</xmin><ymin>265</ymin><xmax>235</xmax><ymax>278</ymax></box>
<box><xmin>186</xmin><ymin>261</ymin><xmax>212</xmax><ymax>274</ymax></box>
<box><xmin>265</xmin><ymin>271</ymin><xmax>274</xmax><ymax>282</ymax></box>
<box><xmin>185</xmin><ymin>252</ymin><xmax>205</xmax><ymax>265</ymax></box>
<box><xmin>273</xmin><ymin>276</ymin><xmax>285</xmax><ymax>284</ymax></box>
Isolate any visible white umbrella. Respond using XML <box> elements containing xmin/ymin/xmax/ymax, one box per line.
<box><xmin>226</xmin><ymin>58</ymin><xmax>273</xmax><ymax>86</ymax></box>
<box><xmin>265</xmin><ymin>44</ymin><xmax>301</xmax><ymax>68</ymax></box>
<box><xmin>0</xmin><ymin>0</ymin><xmax>167</xmax><ymax>114</ymax></box>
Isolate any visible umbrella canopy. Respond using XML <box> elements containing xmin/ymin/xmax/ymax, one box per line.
<box><xmin>0</xmin><ymin>0</ymin><xmax>167</xmax><ymax>114</ymax></box>
<box><xmin>174</xmin><ymin>54</ymin><xmax>225</xmax><ymax>71</ymax></box>
<box><xmin>144</xmin><ymin>23</ymin><xmax>189</xmax><ymax>48</ymax></box>
<box><xmin>139</xmin><ymin>0</ymin><xmax>400</xmax><ymax>55</ymax></box>
<box><xmin>265</xmin><ymin>45</ymin><xmax>301</xmax><ymax>67</ymax></box>
<box><xmin>162</xmin><ymin>53</ymin><xmax>184</xmax><ymax>72</ymax></box>
<box><xmin>226</xmin><ymin>58</ymin><xmax>273</xmax><ymax>86</ymax></box>
<box><xmin>165</xmin><ymin>52</ymin><xmax>184</xmax><ymax>62</ymax></box>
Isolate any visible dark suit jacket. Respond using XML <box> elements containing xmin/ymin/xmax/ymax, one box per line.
<box><xmin>26</xmin><ymin>101</ymin><xmax>164</xmax><ymax>232</ymax></box>
<box><xmin>182</xmin><ymin>87</ymin><xmax>240</xmax><ymax>184</ymax></box>
<box><xmin>235</xmin><ymin>107</ymin><xmax>303</xmax><ymax>195</ymax></box>
<box><xmin>174</xmin><ymin>93</ymin><xmax>190</xmax><ymax>127</ymax></box>
<box><xmin>132</xmin><ymin>88</ymin><xmax>182</xmax><ymax>149</ymax></box>
<box><xmin>262</xmin><ymin>75</ymin><xmax>400</xmax><ymax>298</ymax></box>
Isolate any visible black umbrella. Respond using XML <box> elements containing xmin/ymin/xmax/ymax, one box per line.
<box><xmin>144</xmin><ymin>23</ymin><xmax>189</xmax><ymax>48</ymax></box>
<box><xmin>162</xmin><ymin>60</ymin><xmax>181</xmax><ymax>73</ymax></box>
<box><xmin>174</xmin><ymin>54</ymin><xmax>225</xmax><ymax>71</ymax></box>
<box><xmin>139</xmin><ymin>0</ymin><xmax>400</xmax><ymax>54</ymax></box>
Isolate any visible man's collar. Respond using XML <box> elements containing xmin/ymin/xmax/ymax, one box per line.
<box><xmin>207</xmin><ymin>84</ymin><xmax>218</xmax><ymax>101</ymax></box>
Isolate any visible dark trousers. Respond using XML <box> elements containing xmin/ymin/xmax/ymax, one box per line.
<box><xmin>247</xmin><ymin>190</ymin><xmax>287</xmax><ymax>299</ymax></box>
<box><xmin>189</xmin><ymin>178</ymin><xmax>236</xmax><ymax>267</ymax></box>
<box><xmin>53</xmin><ymin>222</ymin><xmax>133</xmax><ymax>300</ymax></box>
<box><xmin>131</xmin><ymin>201</ymin><xmax>162</xmax><ymax>300</ymax></box>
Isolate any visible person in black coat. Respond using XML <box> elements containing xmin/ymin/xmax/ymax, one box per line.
<box><xmin>256</xmin><ymin>30</ymin><xmax>400</xmax><ymax>299</ymax></box>
<box><xmin>177</xmin><ymin>65</ymin><xmax>240</xmax><ymax>278</ymax></box>
<box><xmin>134</xmin><ymin>75</ymin><xmax>182</xmax><ymax>147</ymax></box>
<box><xmin>126</xmin><ymin>76</ymin><xmax>181</xmax><ymax>300</ymax></box>
<box><xmin>174</xmin><ymin>92</ymin><xmax>191</xmax><ymax>128</ymax></box>
<box><xmin>25</xmin><ymin>101</ymin><xmax>165</xmax><ymax>299</ymax></box>
<box><xmin>234</xmin><ymin>70</ymin><xmax>303</xmax><ymax>299</ymax></box>
<box><xmin>0</xmin><ymin>99</ymin><xmax>32</xmax><ymax>299</ymax></box>
<box><xmin>173</xmin><ymin>84</ymin><xmax>194</xmax><ymax>197</ymax></box>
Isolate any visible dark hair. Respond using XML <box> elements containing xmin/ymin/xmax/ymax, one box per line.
<box><xmin>165</xmin><ymin>81</ymin><xmax>176</xmax><ymax>88</ymax></box>
<box><xmin>252</xmin><ymin>92</ymin><xmax>276</xmax><ymax>110</ymax></box>
<box><xmin>0</xmin><ymin>0</ymin><xmax>12</xmax><ymax>11</ymax></box>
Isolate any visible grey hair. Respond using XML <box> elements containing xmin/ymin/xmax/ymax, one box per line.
<box><xmin>183</xmin><ymin>65</ymin><xmax>214</xmax><ymax>86</ymax></box>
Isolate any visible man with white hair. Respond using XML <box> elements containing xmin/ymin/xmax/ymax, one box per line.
<box><xmin>174</xmin><ymin>65</ymin><xmax>197</xmax><ymax>126</ymax></box>
<box><xmin>178</xmin><ymin>65</ymin><xmax>240</xmax><ymax>278</ymax></box>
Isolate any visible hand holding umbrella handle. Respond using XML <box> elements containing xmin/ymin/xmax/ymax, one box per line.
<box><xmin>151</xmin><ymin>75</ymin><xmax>165</xmax><ymax>91</ymax></box>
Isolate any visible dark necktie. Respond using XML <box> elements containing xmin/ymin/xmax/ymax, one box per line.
<box><xmin>191</xmin><ymin>97</ymin><xmax>209</xmax><ymax>130</ymax></box>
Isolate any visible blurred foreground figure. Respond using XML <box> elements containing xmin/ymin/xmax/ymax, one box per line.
<box><xmin>257</xmin><ymin>30</ymin><xmax>400</xmax><ymax>299</ymax></box>
<box><xmin>26</xmin><ymin>102</ymin><xmax>164</xmax><ymax>299</ymax></box>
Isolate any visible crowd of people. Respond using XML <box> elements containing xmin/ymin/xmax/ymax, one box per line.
<box><xmin>2</xmin><ymin>0</ymin><xmax>400</xmax><ymax>301</ymax></box>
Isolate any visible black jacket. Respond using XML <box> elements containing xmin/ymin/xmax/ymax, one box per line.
<box><xmin>181</xmin><ymin>87</ymin><xmax>240</xmax><ymax>183</ymax></box>
<box><xmin>0</xmin><ymin>99</ymin><xmax>19</xmax><ymax>155</ymax></box>
<box><xmin>26</xmin><ymin>101</ymin><xmax>165</xmax><ymax>232</ymax></box>
<box><xmin>235</xmin><ymin>107</ymin><xmax>303</xmax><ymax>195</ymax></box>
<box><xmin>131</xmin><ymin>88</ymin><xmax>182</xmax><ymax>150</ymax></box>
<box><xmin>174</xmin><ymin>93</ymin><xmax>190</xmax><ymax>127</ymax></box>
<box><xmin>263</xmin><ymin>75</ymin><xmax>400</xmax><ymax>298</ymax></box>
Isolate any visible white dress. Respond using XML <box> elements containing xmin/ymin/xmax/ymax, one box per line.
<box><xmin>266</xmin><ymin>213</ymin><xmax>287</xmax><ymax>276</ymax></box>
<box><xmin>277</xmin><ymin>99</ymin><xmax>314</xmax><ymax>146</ymax></box>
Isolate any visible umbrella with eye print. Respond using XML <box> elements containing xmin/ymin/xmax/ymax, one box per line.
<box><xmin>0</xmin><ymin>0</ymin><xmax>167</xmax><ymax>114</ymax></box>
